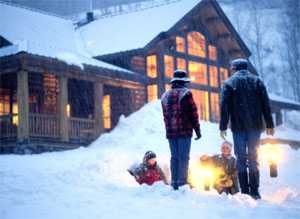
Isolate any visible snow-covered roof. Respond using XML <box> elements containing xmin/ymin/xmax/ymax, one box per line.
<box><xmin>0</xmin><ymin>2</ymin><xmax>134</xmax><ymax>74</ymax></box>
<box><xmin>269</xmin><ymin>94</ymin><xmax>300</xmax><ymax>107</ymax></box>
<box><xmin>78</xmin><ymin>0</ymin><xmax>201</xmax><ymax>56</ymax></box>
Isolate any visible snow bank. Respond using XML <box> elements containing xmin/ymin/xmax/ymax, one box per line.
<box><xmin>1</xmin><ymin>101</ymin><xmax>300</xmax><ymax>219</ymax></box>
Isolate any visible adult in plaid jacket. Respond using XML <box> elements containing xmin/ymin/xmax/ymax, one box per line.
<box><xmin>161</xmin><ymin>70</ymin><xmax>201</xmax><ymax>190</ymax></box>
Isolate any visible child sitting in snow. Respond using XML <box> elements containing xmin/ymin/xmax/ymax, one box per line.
<box><xmin>128</xmin><ymin>151</ymin><xmax>167</xmax><ymax>186</ymax></box>
<box><xmin>200</xmin><ymin>141</ymin><xmax>239</xmax><ymax>195</ymax></box>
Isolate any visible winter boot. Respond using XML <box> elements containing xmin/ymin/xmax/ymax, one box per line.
<box><xmin>249</xmin><ymin>171</ymin><xmax>261</xmax><ymax>200</ymax></box>
<box><xmin>238</xmin><ymin>172</ymin><xmax>250</xmax><ymax>194</ymax></box>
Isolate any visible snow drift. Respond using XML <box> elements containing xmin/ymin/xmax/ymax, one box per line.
<box><xmin>1</xmin><ymin>101</ymin><xmax>300</xmax><ymax>219</ymax></box>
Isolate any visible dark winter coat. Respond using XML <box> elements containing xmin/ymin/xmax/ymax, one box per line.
<box><xmin>161</xmin><ymin>84</ymin><xmax>200</xmax><ymax>139</ymax></box>
<box><xmin>220</xmin><ymin>70</ymin><xmax>274</xmax><ymax>132</ymax></box>
<box><xmin>211</xmin><ymin>154</ymin><xmax>239</xmax><ymax>195</ymax></box>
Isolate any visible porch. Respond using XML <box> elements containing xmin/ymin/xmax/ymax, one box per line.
<box><xmin>0</xmin><ymin>53</ymin><xmax>147</xmax><ymax>153</ymax></box>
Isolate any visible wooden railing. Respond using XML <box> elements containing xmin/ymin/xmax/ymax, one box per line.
<box><xmin>69</xmin><ymin>117</ymin><xmax>95</xmax><ymax>141</ymax></box>
<box><xmin>0</xmin><ymin>114</ymin><xmax>17</xmax><ymax>139</ymax></box>
<box><xmin>1</xmin><ymin>113</ymin><xmax>96</xmax><ymax>143</ymax></box>
<box><xmin>29</xmin><ymin>113</ymin><xmax>60</xmax><ymax>138</ymax></box>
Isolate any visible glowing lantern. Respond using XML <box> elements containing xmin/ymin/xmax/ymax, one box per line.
<box><xmin>258</xmin><ymin>144</ymin><xmax>284</xmax><ymax>178</ymax></box>
<box><xmin>189</xmin><ymin>161</ymin><xmax>220</xmax><ymax>191</ymax></box>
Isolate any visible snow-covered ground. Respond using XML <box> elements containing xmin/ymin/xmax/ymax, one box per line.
<box><xmin>1</xmin><ymin>101</ymin><xmax>300</xmax><ymax>219</ymax></box>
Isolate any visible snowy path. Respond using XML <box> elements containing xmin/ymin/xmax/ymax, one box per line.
<box><xmin>1</xmin><ymin>102</ymin><xmax>300</xmax><ymax>219</ymax></box>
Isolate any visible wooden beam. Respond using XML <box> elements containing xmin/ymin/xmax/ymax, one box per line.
<box><xmin>17</xmin><ymin>70</ymin><xmax>29</xmax><ymax>141</ymax></box>
<box><xmin>59</xmin><ymin>76</ymin><xmax>69</xmax><ymax>142</ymax></box>
<box><xmin>94</xmin><ymin>82</ymin><xmax>104</xmax><ymax>138</ymax></box>
<box><xmin>216</xmin><ymin>33</ymin><xmax>231</xmax><ymax>41</ymax></box>
<box><xmin>205</xmin><ymin>16</ymin><xmax>221</xmax><ymax>24</ymax></box>
<box><xmin>228</xmin><ymin>48</ymin><xmax>242</xmax><ymax>54</ymax></box>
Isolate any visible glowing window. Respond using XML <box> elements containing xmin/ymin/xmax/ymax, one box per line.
<box><xmin>102</xmin><ymin>95</ymin><xmax>111</xmax><ymax>129</ymax></box>
<box><xmin>12</xmin><ymin>103</ymin><xmax>18</xmax><ymax>125</ymax></box>
<box><xmin>191</xmin><ymin>89</ymin><xmax>210</xmax><ymax>121</ymax></box>
<box><xmin>210</xmin><ymin>66</ymin><xmax>219</xmax><ymax>87</ymax></box>
<box><xmin>0</xmin><ymin>96</ymin><xmax>9</xmax><ymax>116</ymax></box>
<box><xmin>164</xmin><ymin>55</ymin><xmax>174</xmax><ymax>78</ymax></box>
<box><xmin>188</xmin><ymin>61</ymin><xmax>207</xmax><ymax>85</ymax></box>
<box><xmin>66</xmin><ymin>104</ymin><xmax>71</xmax><ymax>118</ymax></box>
<box><xmin>176</xmin><ymin>36</ymin><xmax>186</xmax><ymax>53</ymax></box>
<box><xmin>209</xmin><ymin>45</ymin><xmax>217</xmax><ymax>61</ymax></box>
<box><xmin>147</xmin><ymin>85</ymin><xmax>158</xmax><ymax>102</ymax></box>
<box><xmin>210</xmin><ymin>92</ymin><xmax>220</xmax><ymax>122</ymax></box>
<box><xmin>220</xmin><ymin>68</ymin><xmax>229</xmax><ymax>87</ymax></box>
<box><xmin>0</xmin><ymin>89</ymin><xmax>18</xmax><ymax>125</ymax></box>
<box><xmin>187</xmin><ymin>32</ymin><xmax>206</xmax><ymax>58</ymax></box>
<box><xmin>176</xmin><ymin>58</ymin><xmax>186</xmax><ymax>71</ymax></box>
<box><xmin>147</xmin><ymin>55</ymin><xmax>157</xmax><ymax>78</ymax></box>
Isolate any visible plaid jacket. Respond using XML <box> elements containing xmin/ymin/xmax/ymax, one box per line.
<box><xmin>161</xmin><ymin>87</ymin><xmax>200</xmax><ymax>139</ymax></box>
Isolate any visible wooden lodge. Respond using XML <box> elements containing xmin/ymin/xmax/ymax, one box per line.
<box><xmin>1</xmin><ymin>0</ymin><xmax>299</xmax><ymax>153</ymax></box>
<box><xmin>0</xmin><ymin>52</ymin><xmax>147</xmax><ymax>153</ymax></box>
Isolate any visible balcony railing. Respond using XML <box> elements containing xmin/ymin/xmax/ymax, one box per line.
<box><xmin>29</xmin><ymin>113</ymin><xmax>60</xmax><ymax>138</ymax></box>
<box><xmin>0</xmin><ymin>114</ymin><xmax>17</xmax><ymax>139</ymax></box>
<box><xmin>69</xmin><ymin>117</ymin><xmax>95</xmax><ymax>142</ymax></box>
<box><xmin>1</xmin><ymin>113</ymin><xmax>96</xmax><ymax>143</ymax></box>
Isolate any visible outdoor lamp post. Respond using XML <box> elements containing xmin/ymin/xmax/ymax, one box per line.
<box><xmin>259</xmin><ymin>143</ymin><xmax>284</xmax><ymax>178</ymax></box>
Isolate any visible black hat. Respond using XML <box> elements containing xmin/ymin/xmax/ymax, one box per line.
<box><xmin>171</xmin><ymin>70</ymin><xmax>191</xmax><ymax>83</ymax></box>
<box><xmin>143</xmin><ymin>151</ymin><xmax>156</xmax><ymax>162</ymax></box>
<box><xmin>231</xmin><ymin>58</ymin><xmax>248</xmax><ymax>70</ymax></box>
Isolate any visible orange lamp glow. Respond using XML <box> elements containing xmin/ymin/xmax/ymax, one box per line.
<box><xmin>189</xmin><ymin>161</ymin><xmax>221</xmax><ymax>192</ymax></box>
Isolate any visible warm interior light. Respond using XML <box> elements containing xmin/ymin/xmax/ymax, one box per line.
<box><xmin>66</xmin><ymin>104</ymin><xmax>71</xmax><ymax>118</ymax></box>
<box><xmin>12</xmin><ymin>103</ymin><xmax>18</xmax><ymax>125</ymax></box>
<box><xmin>258</xmin><ymin>143</ymin><xmax>285</xmax><ymax>165</ymax></box>
<box><xmin>102</xmin><ymin>95</ymin><xmax>111</xmax><ymax>129</ymax></box>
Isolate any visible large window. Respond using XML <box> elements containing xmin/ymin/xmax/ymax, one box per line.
<box><xmin>0</xmin><ymin>89</ymin><xmax>10</xmax><ymax>116</ymax></box>
<box><xmin>187</xmin><ymin>32</ymin><xmax>206</xmax><ymax>58</ymax></box>
<box><xmin>147</xmin><ymin>55</ymin><xmax>157</xmax><ymax>78</ymax></box>
<box><xmin>164</xmin><ymin>55</ymin><xmax>174</xmax><ymax>78</ymax></box>
<box><xmin>220</xmin><ymin>67</ymin><xmax>229</xmax><ymax>87</ymax></box>
<box><xmin>0</xmin><ymin>88</ymin><xmax>18</xmax><ymax>125</ymax></box>
<box><xmin>176</xmin><ymin>58</ymin><xmax>186</xmax><ymax>71</ymax></box>
<box><xmin>147</xmin><ymin>85</ymin><xmax>158</xmax><ymax>102</ymax></box>
<box><xmin>210</xmin><ymin>65</ymin><xmax>219</xmax><ymax>87</ymax></box>
<box><xmin>210</xmin><ymin>92</ymin><xmax>220</xmax><ymax>122</ymax></box>
<box><xmin>176</xmin><ymin>36</ymin><xmax>185</xmax><ymax>53</ymax></box>
<box><xmin>188</xmin><ymin>61</ymin><xmax>207</xmax><ymax>85</ymax></box>
<box><xmin>209</xmin><ymin>45</ymin><xmax>217</xmax><ymax>61</ymax></box>
<box><xmin>191</xmin><ymin>89</ymin><xmax>210</xmax><ymax>121</ymax></box>
<box><xmin>102</xmin><ymin>95</ymin><xmax>111</xmax><ymax>129</ymax></box>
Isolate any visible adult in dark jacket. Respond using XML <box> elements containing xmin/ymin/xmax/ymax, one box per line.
<box><xmin>128</xmin><ymin>151</ymin><xmax>167</xmax><ymax>185</ymax></box>
<box><xmin>219</xmin><ymin>58</ymin><xmax>275</xmax><ymax>199</ymax></box>
<box><xmin>161</xmin><ymin>70</ymin><xmax>201</xmax><ymax>190</ymax></box>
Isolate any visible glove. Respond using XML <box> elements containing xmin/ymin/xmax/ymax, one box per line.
<box><xmin>220</xmin><ymin>130</ymin><xmax>227</xmax><ymax>140</ymax></box>
<box><xmin>194</xmin><ymin>128</ymin><xmax>201</xmax><ymax>140</ymax></box>
<box><xmin>266</xmin><ymin>128</ymin><xmax>275</xmax><ymax>136</ymax></box>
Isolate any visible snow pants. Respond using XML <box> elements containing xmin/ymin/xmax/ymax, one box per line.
<box><xmin>232</xmin><ymin>131</ymin><xmax>261</xmax><ymax>193</ymax></box>
<box><xmin>168</xmin><ymin>137</ymin><xmax>191</xmax><ymax>188</ymax></box>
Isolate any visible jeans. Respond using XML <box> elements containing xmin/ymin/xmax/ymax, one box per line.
<box><xmin>232</xmin><ymin>131</ymin><xmax>261</xmax><ymax>173</ymax></box>
<box><xmin>168</xmin><ymin>137</ymin><xmax>191</xmax><ymax>188</ymax></box>
<box><xmin>233</xmin><ymin>131</ymin><xmax>261</xmax><ymax>193</ymax></box>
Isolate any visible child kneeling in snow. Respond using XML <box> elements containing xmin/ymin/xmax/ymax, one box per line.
<box><xmin>200</xmin><ymin>141</ymin><xmax>239</xmax><ymax>195</ymax></box>
<box><xmin>128</xmin><ymin>151</ymin><xmax>167</xmax><ymax>186</ymax></box>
